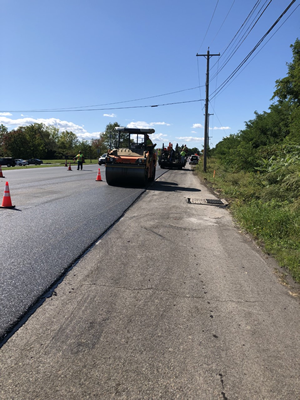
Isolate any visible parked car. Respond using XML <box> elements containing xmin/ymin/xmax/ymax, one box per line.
<box><xmin>0</xmin><ymin>157</ymin><xmax>16</xmax><ymax>167</ymax></box>
<box><xmin>27</xmin><ymin>158</ymin><xmax>43</xmax><ymax>165</ymax></box>
<box><xmin>15</xmin><ymin>159</ymin><xmax>28</xmax><ymax>166</ymax></box>
<box><xmin>98</xmin><ymin>153</ymin><xmax>107</xmax><ymax>165</ymax></box>
<box><xmin>189</xmin><ymin>155</ymin><xmax>199</xmax><ymax>165</ymax></box>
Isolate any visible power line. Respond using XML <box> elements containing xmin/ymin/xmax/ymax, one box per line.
<box><xmin>1</xmin><ymin>86</ymin><xmax>204</xmax><ymax>113</ymax></box>
<box><xmin>210</xmin><ymin>0</ymin><xmax>236</xmax><ymax>46</ymax></box>
<box><xmin>210</xmin><ymin>0</ymin><xmax>262</xmax><ymax>70</ymax></box>
<box><xmin>210</xmin><ymin>0</ymin><xmax>297</xmax><ymax>101</ymax></box>
<box><xmin>210</xmin><ymin>0</ymin><xmax>272</xmax><ymax>81</ymax></box>
<box><xmin>198</xmin><ymin>0</ymin><xmax>220</xmax><ymax>51</ymax></box>
<box><xmin>1</xmin><ymin>99</ymin><xmax>204</xmax><ymax>114</ymax></box>
<box><xmin>210</xmin><ymin>3</ymin><xmax>300</xmax><ymax>100</ymax></box>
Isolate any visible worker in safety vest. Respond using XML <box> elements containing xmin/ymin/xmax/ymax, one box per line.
<box><xmin>180</xmin><ymin>149</ymin><xmax>186</xmax><ymax>163</ymax></box>
<box><xmin>146</xmin><ymin>134</ymin><xmax>155</xmax><ymax>156</ymax></box>
<box><xmin>75</xmin><ymin>151</ymin><xmax>84</xmax><ymax>170</ymax></box>
<box><xmin>146</xmin><ymin>134</ymin><xmax>153</xmax><ymax>147</ymax></box>
<box><xmin>157</xmin><ymin>148</ymin><xmax>162</xmax><ymax>164</ymax></box>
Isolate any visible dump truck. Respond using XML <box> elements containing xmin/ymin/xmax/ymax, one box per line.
<box><xmin>105</xmin><ymin>127</ymin><xmax>157</xmax><ymax>186</ymax></box>
<box><xmin>158</xmin><ymin>143</ymin><xmax>186</xmax><ymax>169</ymax></box>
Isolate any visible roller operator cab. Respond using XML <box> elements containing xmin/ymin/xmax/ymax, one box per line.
<box><xmin>105</xmin><ymin>127</ymin><xmax>157</xmax><ymax>186</ymax></box>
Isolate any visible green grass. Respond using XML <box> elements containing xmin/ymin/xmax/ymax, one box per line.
<box><xmin>194</xmin><ymin>158</ymin><xmax>300</xmax><ymax>283</ymax></box>
<box><xmin>42</xmin><ymin>159</ymin><xmax>99</xmax><ymax>165</ymax></box>
<box><xmin>9</xmin><ymin>159</ymin><xmax>100</xmax><ymax>169</ymax></box>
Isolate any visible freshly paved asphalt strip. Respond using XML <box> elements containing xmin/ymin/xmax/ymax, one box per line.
<box><xmin>0</xmin><ymin>167</ymin><xmax>300</xmax><ymax>399</ymax></box>
<box><xmin>0</xmin><ymin>165</ymin><xmax>147</xmax><ymax>341</ymax></box>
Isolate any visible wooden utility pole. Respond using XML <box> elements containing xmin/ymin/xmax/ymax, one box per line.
<box><xmin>196</xmin><ymin>48</ymin><xmax>220</xmax><ymax>172</ymax></box>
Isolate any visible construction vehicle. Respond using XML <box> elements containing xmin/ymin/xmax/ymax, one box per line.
<box><xmin>105</xmin><ymin>127</ymin><xmax>157</xmax><ymax>186</ymax></box>
<box><xmin>158</xmin><ymin>143</ymin><xmax>186</xmax><ymax>169</ymax></box>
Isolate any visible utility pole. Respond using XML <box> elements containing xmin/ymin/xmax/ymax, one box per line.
<box><xmin>207</xmin><ymin>113</ymin><xmax>214</xmax><ymax>150</ymax></box>
<box><xmin>196</xmin><ymin>48</ymin><xmax>220</xmax><ymax>172</ymax></box>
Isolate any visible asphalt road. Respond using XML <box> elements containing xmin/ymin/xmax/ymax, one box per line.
<box><xmin>0</xmin><ymin>163</ymin><xmax>166</xmax><ymax>342</ymax></box>
<box><xmin>0</xmin><ymin>166</ymin><xmax>300</xmax><ymax>399</ymax></box>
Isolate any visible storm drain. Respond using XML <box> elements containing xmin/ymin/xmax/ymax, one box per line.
<box><xmin>186</xmin><ymin>198</ymin><xmax>228</xmax><ymax>206</ymax></box>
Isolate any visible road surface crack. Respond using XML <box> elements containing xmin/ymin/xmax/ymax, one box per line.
<box><xmin>82</xmin><ymin>283</ymin><xmax>205</xmax><ymax>299</ymax></box>
<box><xmin>219</xmin><ymin>373</ymin><xmax>228</xmax><ymax>400</ymax></box>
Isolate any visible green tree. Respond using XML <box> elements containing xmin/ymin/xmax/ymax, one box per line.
<box><xmin>2</xmin><ymin>123</ymin><xmax>62</xmax><ymax>159</ymax></box>
<box><xmin>212</xmin><ymin>39</ymin><xmax>300</xmax><ymax>172</ymax></box>
<box><xmin>287</xmin><ymin>105</ymin><xmax>300</xmax><ymax>144</ymax></box>
<box><xmin>101</xmin><ymin>122</ymin><xmax>120</xmax><ymax>149</ymax></box>
<box><xmin>23</xmin><ymin>123</ymin><xmax>46</xmax><ymax>158</ymax></box>
<box><xmin>92</xmin><ymin>136</ymin><xmax>107</xmax><ymax>158</ymax></box>
<box><xmin>74</xmin><ymin>140</ymin><xmax>92</xmax><ymax>161</ymax></box>
<box><xmin>271</xmin><ymin>38</ymin><xmax>300</xmax><ymax>146</ymax></box>
<box><xmin>57</xmin><ymin>130</ymin><xmax>79</xmax><ymax>158</ymax></box>
<box><xmin>272</xmin><ymin>38</ymin><xmax>300</xmax><ymax>106</ymax></box>
<box><xmin>42</xmin><ymin>125</ymin><xmax>59</xmax><ymax>158</ymax></box>
<box><xmin>188</xmin><ymin>147</ymin><xmax>201</xmax><ymax>156</ymax></box>
<box><xmin>3</xmin><ymin>127</ymin><xmax>30</xmax><ymax>158</ymax></box>
<box><xmin>0</xmin><ymin>124</ymin><xmax>8</xmax><ymax>155</ymax></box>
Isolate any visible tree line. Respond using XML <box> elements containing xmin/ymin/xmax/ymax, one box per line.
<box><xmin>0</xmin><ymin>121</ymin><xmax>132</xmax><ymax>160</ymax></box>
<box><xmin>0</xmin><ymin>123</ymin><xmax>104</xmax><ymax>160</ymax></box>
<box><xmin>212</xmin><ymin>38</ymin><xmax>300</xmax><ymax>175</ymax></box>
<box><xmin>209</xmin><ymin>38</ymin><xmax>300</xmax><ymax>207</ymax></box>
<box><xmin>0</xmin><ymin>120</ymin><xmax>200</xmax><ymax>160</ymax></box>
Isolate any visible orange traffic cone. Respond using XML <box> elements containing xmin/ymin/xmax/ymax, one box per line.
<box><xmin>68</xmin><ymin>163</ymin><xmax>72</xmax><ymax>171</ymax></box>
<box><xmin>0</xmin><ymin>166</ymin><xmax>5</xmax><ymax>178</ymax></box>
<box><xmin>1</xmin><ymin>181</ymin><xmax>15</xmax><ymax>208</ymax></box>
<box><xmin>96</xmin><ymin>168</ymin><xmax>102</xmax><ymax>181</ymax></box>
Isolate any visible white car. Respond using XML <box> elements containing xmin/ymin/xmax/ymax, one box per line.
<box><xmin>189</xmin><ymin>155</ymin><xmax>199</xmax><ymax>165</ymax></box>
<box><xmin>15</xmin><ymin>159</ymin><xmax>28</xmax><ymax>166</ymax></box>
<box><xmin>98</xmin><ymin>153</ymin><xmax>107</xmax><ymax>165</ymax></box>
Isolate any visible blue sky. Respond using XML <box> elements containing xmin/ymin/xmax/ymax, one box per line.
<box><xmin>1</xmin><ymin>0</ymin><xmax>299</xmax><ymax>150</ymax></box>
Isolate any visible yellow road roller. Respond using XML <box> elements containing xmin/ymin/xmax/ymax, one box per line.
<box><xmin>105</xmin><ymin>127</ymin><xmax>157</xmax><ymax>186</ymax></box>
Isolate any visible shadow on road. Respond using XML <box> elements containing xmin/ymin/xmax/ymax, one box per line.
<box><xmin>149</xmin><ymin>180</ymin><xmax>201</xmax><ymax>192</ymax></box>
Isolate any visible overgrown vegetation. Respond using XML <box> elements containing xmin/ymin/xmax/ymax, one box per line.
<box><xmin>196</xmin><ymin>38</ymin><xmax>300</xmax><ymax>282</ymax></box>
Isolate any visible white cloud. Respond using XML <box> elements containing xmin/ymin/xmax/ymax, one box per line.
<box><xmin>210</xmin><ymin>126</ymin><xmax>231</xmax><ymax>130</ymax></box>
<box><xmin>150</xmin><ymin>122</ymin><xmax>170</xmax><ymax>126</ymax></box>
<box><xmin>176</xmin><ymin>136</ymin><xmax>204</xmax><ymax>142</ymax></box>
<box><xmin>152</xmin><ymin>133</ymin><xmax>167</xmax><ymax>142</ymax></box>
<box><xmin>127</xmin><ymin>121</ymin><xmax>170</xmax><ymax>129</ymax></box>
<box><xmin>127</xmin><ymin>121</ymin><xmax>150</xmax><ymax>129</ymax></box>
<box><xmin>0</xmin><ymin>112</ymin><xmax>12</xmax><ymax>116</ymax></box>
<box><xmin>103</xmin><ymin>113</ymin><xmax>116</xmax><ymax>118</ymax></box>
<box><xmin>192</xmin><ymin>123</ymin><xmax>230</xmax><ymax>131</ymax></box>
<box><xmin>0</xmin><ymin>116</ymin><xmax>101</xmax><ymax>140</ymax></box>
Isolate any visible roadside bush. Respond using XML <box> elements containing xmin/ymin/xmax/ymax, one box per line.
<box><xmin>195</xmin><ymin>157</ymin><xmax>300</xmax><ymax>283</ymax></box>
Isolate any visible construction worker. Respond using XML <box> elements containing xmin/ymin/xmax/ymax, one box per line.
<box><xmin>146</xmin><ymin>134</ymin><xmax>153</xmax><ymax>147</ymax></box>
<box><xmin>145</xmin><ymin>134</ymin><xmax>156</xmax><ymax>159</ymax></box>
<box><xmin>180</xmin><ymin>149</ymin><xmax>186</xmax><ymax>164</ymax></box>
<box><xmin>157</xmin><ymin>148</ymin><xmax>162</xmax><ymax>164</ymax></box>
<box><xmin>75</xmin><ymin>151</ymin><xmax>84</xmax><ymax>170</ymax></box>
